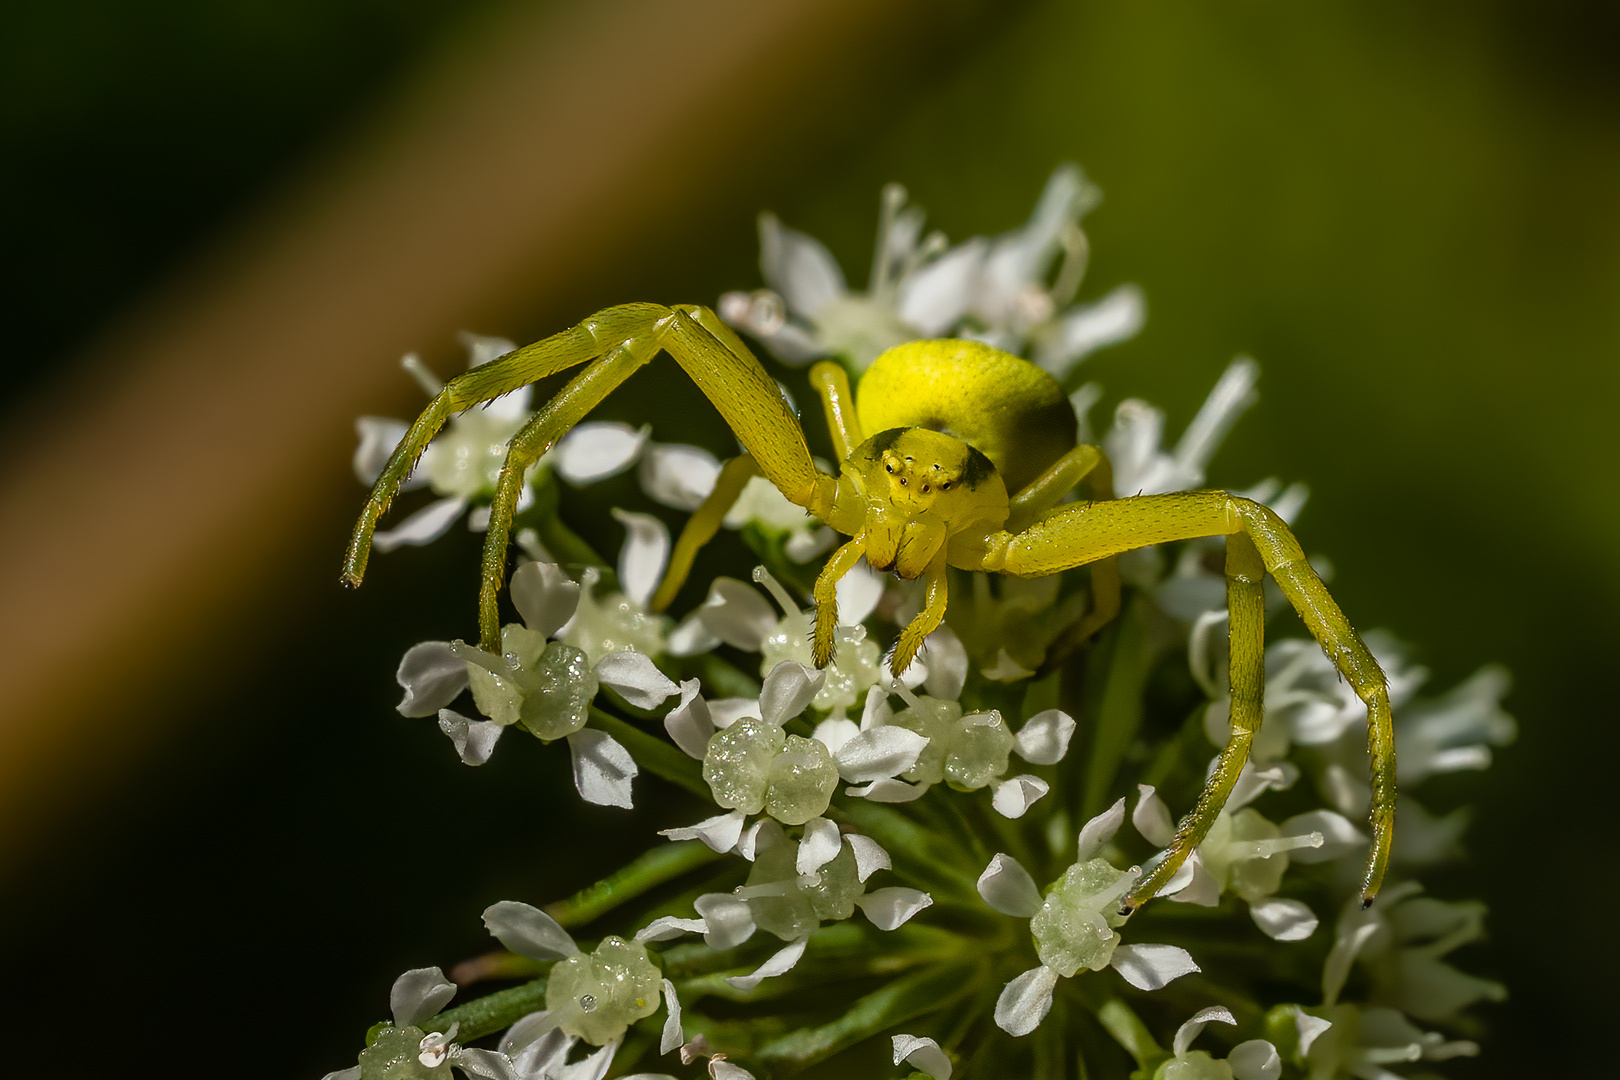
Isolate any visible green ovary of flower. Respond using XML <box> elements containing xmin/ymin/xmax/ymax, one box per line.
<box><xmin>764</xmin><ymin>735</ymin><xmax>838</xmax><ymax>824</ymax></box>
<box><xmin>558</xmin><ymin>581</ymin><xmax>669</xmax><ymax>666</ymax></box>
<box><xmin>545</xmin><ymin>936</ymin><xmax>661</xmax><ymax>1044</ymax></box>
<box><xmin>1157</xmin><ymin>1051</ymin><xmax>1234</xmax><ymax>1080</ymax></box>
<box><xmin>468</xmin><ymin>624</ymin><xmax>550</xmax><ymax>726</ymax></box>
<box><xmin>1030</xmin><ymin>858</ymin><xmax>1132</xmax><ymax>977</ymax></box>
<box><xmin>357</xmin><ymin>1026</ymin><xmax>448</xmax><ymax>1080</ymax></box>
<box><xmin>703</xmin><ymin>718</ymin><xmax>787</xmax><ymax>814</ymax></box>
<box><xmin>422</xmin><ymin>411</ymin><xmax>526</xmax><ymax>499</ymax></box>
<box><xmin>890</xmin><ymin>697</ymin><xmax>960</xmax><ymax>785</ymax></box>
<box><xmin>746</xmin><ymin>835</ymin><xmax>862</xmax><ymax>939</ymax></box>
<box><xmin>942</xmin><ymin>710</ymin><xmax>1014</xmax><ymax>790</ymax></box>
<box><xmin>1204</xmin><ymin>809</ymin><xmax>1287</xmax><ymax>902</ymax></box>
<box><xmin>518</xmin><ymin>642</ymin><xmax>597</xmax><ymax>740</ymax></box>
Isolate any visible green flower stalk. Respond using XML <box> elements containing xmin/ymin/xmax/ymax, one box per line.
<box><xmin>328</xmin><ymin>168</ymin><xmax>1508</xmax><ymax>1080</ymax></box>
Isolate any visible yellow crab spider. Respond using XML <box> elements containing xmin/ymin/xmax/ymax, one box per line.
<box><xmin>343</xmin><ymin>302</ymin><xmax>1395</xmax><ymax>912</ymax></box>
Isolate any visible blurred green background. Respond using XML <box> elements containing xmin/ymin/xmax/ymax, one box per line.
<box><xmin>3</xmin><ymin>0</ymin><xmax>1614</xmax><ymax>1075</ymax></box>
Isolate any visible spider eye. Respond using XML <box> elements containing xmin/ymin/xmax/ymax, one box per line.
<box><xmin>884</xmin><ymin>462</ymin><xmax>896</xmax><ymax>474</ymax></box>
<box><xmin>941</xmin><ymin>481</ymin><xmax>952</xmax><ymax>490</ymax></box>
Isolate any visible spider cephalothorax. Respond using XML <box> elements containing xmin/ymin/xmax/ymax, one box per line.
<box><xmin>345</xmin><ymin>302</ymin><xmax>1396</xmax><ymax>913</ymax></box>
<box><xmin>836</xmin><ymin>428</ymin><xmax>1008</xmax><ymax>577</ymax></box>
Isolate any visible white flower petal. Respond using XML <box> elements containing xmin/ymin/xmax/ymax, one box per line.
<box><xmin>735</xmin><ymin>819</ymin><xmax>769</xmax><ymax>860</ymax></box>
<box><xmin>396</xmin><ymin>641</ymin><xmax>470</xmax><ymax>717</ymax></box>
<box><xmin>639</xmin><ymin>443</ymin><xmax>722</xmax><ymax>511</ymax></box>
<box><xmin>994</xmin><ymin>965</ymin><xmax>1059</xmax><ymax>1037</ymax></box>
<box><xmin>372</xmin><ymin>496</ymin><xmax>468</xmax><ymax>552</ymax></box>
<box><xmin>857</xmin><ymin>887</ymin><xmax>933</xmax><ymax>930</ymax></box>
<box><xmin>1133</xmin><ymin>784</ymin><xmax>1176</xmax><ymax>847</ymax></box>
<box><xmin>709</xmin><ymin>697</ymin><xmax>762</xmax><ymax>729</ymax></box>
<box><xmin>1075</xmin><ymin>797</ymin><xmax>1127</xmax><ymax>861</ymax></box>
<box><xmin>1172</xmin><ymin>358</ymin><xmax>1259</xmax><ymax>486</ymax></box>
<box><xmin>611</xmin><ymin>509</ymin><xmax>670</xmax><ymax>608</ymax></box>
<box><xmin>505</xmin><ymin>1018</ymin><xmax>572</xmax><ymax>1077</ymax></box>
<box><xmin>695</xmin><ymin>578</ymin><xmax>778</xmax><ymax>650</ymax></box>
<box><xmin>594</xmin><ymin>651</ymin><xmax>679</xmax><ymax>710</ymax></box>
<box><xmin>833</xmin><ymin>726</ymin><xmax>929</xmax><ymax>783</ymax></box>
<box><xmin>552</xmin><ymin>422</ymin><xmax>649</xmax><ymax>485</ymax></box>
<box><xmin>897</xmin><ymin>238</ymin><xmax>986</xmax><ymax>335</ymax></box>
<box><xmin>709</xmin><ymin>1063</ymin><xmax>756</xmax><ymax>1080</ymax></box>
<box><xmin>1110</xmin><ymin>944</ymin><xmax>1199</xmax><ymax>991</ymax></box>
<box><xmin>660</xmin><ymin>809</ymin><xmax>747</xmax><ymax>853</ymax></box>
<box><xmin>509</xmin><ymin>561</ymin><xmax>582</xmax><ymax>639</ymax></box>
<box><xmin>920</xmin><ymin>624</ymin><xmax>969</xmax><ymax>701</ymax></box>
<box><xmin>437</xmin><ymin>709</ymin><xmax>505</xmax><ymax>766</ymax></box>
<box><xmin>1250</xmin><ymin>897</ymin><xmax>1318</xmax><ymax>941</ymax></box>
<box><xmin>981</xmin><ymin>648</ymin><xmax>1036</xmax><ymax>682</ymax></box>
<box><xmin>811</xmin><ymin>717</ymin><xmax>860</xmax><ymax>756</ymax></box>
<box><xmin>1281</xmin><ymin>810</ymin><xmax>1366</xmax><ymax>864</ymax></box>
<box><xmin>758</xmin><ymin>660</ymin><xmax>824</xmax><ymax>726</ymax></box>
<box><xmin>977</xmin><ymin>853</ymin><xmax>1043</xmax><ymax>918</ymax></box>
<box><xmin>1322</xmin><ymin>920</ymin><xmax>1381</xmax><ymax>1005</ymax></box>
<box><xmin>991</xmin><ymin>775</ymin><xmax>1050</xmax><ymax>819</ymax></box>
<box><xmin>784</xmin><ymin>524</ymin><xmax>836</xmax><ymax>561</ymax></box>
<box><xmin>635</xmin><ymin>917</ymin><xmax>709</xmax><ymax>943</ymax></box>
<box><xmin>891</xmin><ymin>1033</ymin><xmax>953</xmax><ymax>1080</ymax></box>
<box><xmin>354</xmin><ymin>417</ymin><xmax>413</xmax><ymax>485</ymax></box>
<box><xmin>322</xmin><ymin>1069</ymin><xmax>361</xmax><ymax>1080</ymax></box>
<box><xmin>555</xmin><ymin>1038</ymin><xmax>620</xmax><ymax>1080</ymax></box>
<box><xmin>858</xmin><ymin>685</ymin><xmax>893</xmax><ymax>730</ymax></box>
<box><xmin>1014</xmin><ymin>709</ymin><xmax>1076</xmax><ymax>765</ymax></box>
<box><xmin>724</xmin><ymin>935</ymin><xmax>809</xmax><ymax>990</ymax></box>
<box><xmin>759</xmin><ymin>213</ymin><xmax>846</xmax><ymax>317</ymax></box>
<box><xmin>1033</xmin><ymin>283</ymin><xmax>1146</xmax><ymax>378</ymax></box>
<box><xmin>665</xmin><ymin>679</ymin><xmax>717</xmax><ymax>760</ymax></box>
<box><xmin>846</xmin><ymin>834</ymin><xmax>891</xmax><ymax>882</ymax></box>
<box><xmin>660</xmin><ymin>979</ymin><xmax>683</xmax><ymax>1055</ymax></box>
<box><xmin>796</xmin><ymin>817</ymin><xmax>843</xmax><ymax>875</ymax></box>
<box><xmin>1165</xmin><ymin>851</ymin><xmax>1221</xmax><ymax>906</ymax></box>
<box><xmin>1228</xmin><ymin>760</ymin><xmax>1299</xmax><ymax>810</ymax></box>
<box><xmin>390</xmin><ymin>966</ymin><xmax>456</xmax><ymax>1028</ymax></box>
<box><xmin>834</xmin><ymin>558</ymin><xmax>885</xmax><ymax>626</ymax></box>
<box><xmin>845</xmin><ymin>777</ymin><xmax>928</xmax><ymax>802</ymax></box>
<box><xmin>1293</xmin><ymin>1009</ymin><xmax>1333</xmax><ymax>1055</ymax></box>
<box><xmin>567</xmin><ymin>729</ymin><xmax>638</xmax><ymax>808</ymax></box>
<box><xmin>1173</xmin><ymin>1006</ymin><xmax>1236</xmax><ymax>1057</ymax></box>
<box><xmin>694</xmin><ymin>893</ymin><xmax>756</xmax><ymax>950</ymax></box>
<box><xmin>499</xmin><ymin>1010</ymin><xmax>561</xmax><ymax>1056</ymax></box>
<box><xmin>1229</xmin><ymin>1039</ymin><xmax>1282</xmax><ymax>1080</ymax></box>
<box><xmin>665</xmin><ymin>614</ymin><xmax>722</xmax><ymax>657</ymax></box>
<box><xmin>452</xmin><ymin>1047</ymin><xmax>520</xmax><ymax>1080</ymax></box>
<box><xmin>483</xmin><ymin>901</ymin><xmax>580</xmax><ymax>960</ymax></box>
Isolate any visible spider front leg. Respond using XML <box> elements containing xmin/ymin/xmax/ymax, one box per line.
<box><xmin>472</xmin><ymin>305</ymin><xmax>838</xmax><ymax>649</ymax></box>
<box><xmin>978</xmin><ymin>492</ymin><xmax>1395</xmax><ymax>909</ymax></box>
<box><xmin>649</xmin><ymin>357</ymin><xmax>861</xmax><ymax>614</ymax></box>
<box><xmin>343</xmin><ymin>302</ymin><xmax>670</xmax><ymax>588</ymax></box>
<box><xmin>1005</xmin><ymin>443</ymin><xmax>1123</xmax><ymax>666</ymax></box>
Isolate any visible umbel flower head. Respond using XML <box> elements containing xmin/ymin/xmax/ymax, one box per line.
<box><xmin>327</xmin><ymin>167</ymin><xmax>1507</xmax><ymax>1079</ymax></box>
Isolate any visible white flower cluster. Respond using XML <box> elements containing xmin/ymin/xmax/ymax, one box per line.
<box><xmin>719</xmin><ymin>166</ymin><xmax>1146</xmax><ymax>378</ymax></box>
<box><xmin>329</xmin><ymin>170</ymin><xmax>1507</xmax><ymax>1080</ymax></box>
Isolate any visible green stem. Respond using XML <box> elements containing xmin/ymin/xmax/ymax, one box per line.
<box><xmin>589</xmin><ymin>707</ymin><xmax>708</xmax><ymax>799</ymax></box>
<box><xmin>1095</xmin><ymin>997</ymin><xmax>1162</xmax><ymax>1069</ymax></box>
<box><xmin>428</xmin><ymin>978</ymin><xmax>548</xmax><ymax>1043</ymax></box>
<box><xmin>684</xmin><ymin>651</ymin><xmax>762</xmax><ymax>699</ymax></box>
<box><xmin>754</xmin><ymin>958</ymin><xmax>982</xmax><ymax>1067</ymax></box>
<box><xmin>544</xmin><ymin>840</ymin><xmax>721</xmax><ymax>929</ymax></box>
<box><xmin>1081</xmin><ymin>600</ymin><xmax>1150</xmax><ymax>822</ymax></box>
